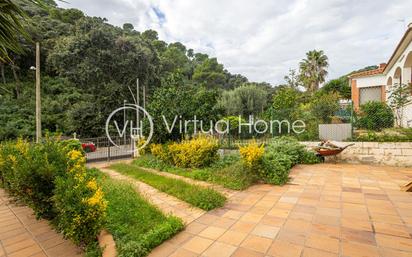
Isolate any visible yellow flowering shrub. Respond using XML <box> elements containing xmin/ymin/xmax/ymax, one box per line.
<box><xmin>0</xmin><ymin>137</ymin><xmax>67</xmax><ymax>217</ymax></box>
<box><xmin>150</xmin><ymin>143</ymin><xmax>163</xmax><ymax>157</ymax></box>
<box><xmin>54</xmin><ymin>149</ymin><xmax>107</xmax><ymax>245</ymax></box>
<box><xmin>150</xmin><ymin>143</ymin><xmax>172</xmax><ymax>163</ymax></box>
<box><xmin>239</xmin><ymin>141</ymin><xmax>265</xmax><ymax>168</ymax></box>
<box><xmin>136</xmin><ymin>137</ymin><xmax>148</xmax><ymax>155</ymax></box>
<box><xmin>167</xmin><ymin>136</ymin><xmax>219</xmax><ymax>168</ymax></box>
<box><xmin>0</xmin><ymin>137</ymin><xmax>106</xmax><ymax>247</ymax></box>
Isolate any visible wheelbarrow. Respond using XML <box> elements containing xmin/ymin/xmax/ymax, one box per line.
<box><xmin>312</xmin><ymin>142</ymin><xmax>355</xmax><ymax>162</ymax></box>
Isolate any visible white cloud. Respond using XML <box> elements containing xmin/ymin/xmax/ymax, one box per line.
<box><xmin>58</xmin><ymin>0</ymin><xmax>412</xmax><ymax>85</ymax></box>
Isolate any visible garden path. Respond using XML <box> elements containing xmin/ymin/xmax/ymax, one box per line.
<box><xmin>0</xmin><ymin>189</ymin><xmax>82</xmax><ymax>257</ymax></box>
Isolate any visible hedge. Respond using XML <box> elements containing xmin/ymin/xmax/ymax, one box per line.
<box><xmin>0</xmin><ymin>137</ymin><xmax>106</xmax><ymax>246</ymax></box>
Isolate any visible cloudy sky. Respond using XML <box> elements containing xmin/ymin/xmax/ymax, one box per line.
<box><xmin>59</xmin><ymin>0</ymin><xmax>412</xmax><ymax>85</ymax></box>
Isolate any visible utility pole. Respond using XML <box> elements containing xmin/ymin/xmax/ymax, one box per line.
<box><xmin>143</xmin><ymin>83</ymin><xmax>146</xmax><ymax>117</ymax></box>
<box><xmin>136</xmin><ymin>78</ymin><xmax>140</xmax><ymax>136</ymax></box>
<box><xmin>35</xmin><ymin>42</ymin><xmax>41</xmax><ymax>143</ymax></box>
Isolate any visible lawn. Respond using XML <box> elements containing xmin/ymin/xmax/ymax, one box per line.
<box><xmin>132</xmin><ymin>154</ymin><xmax>256</xmax><ymax>190</ymax></box>
<box><xmin>108</xmin><ymin>163</ymin><xmax>226</xmax><ymax>210</ymax></box>
<box><xmin>89</xmin><ymin>168</ymin><xmax>184</xmax><ymax>257</ymax></box>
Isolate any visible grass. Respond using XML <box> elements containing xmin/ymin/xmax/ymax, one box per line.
<box><xmin>108</xmin><ymin>163</ymin><xmax>226</xmax><ymax>210</ymax></box>
<box><xmin>88</xmin><ymin>169</ymin><xmax>184</xmax><ymax>257</ymax></box>
<box><xmin>132</xmin><ymin>154</ymin><xmax>256</xmax><ymax>190</ymax></box>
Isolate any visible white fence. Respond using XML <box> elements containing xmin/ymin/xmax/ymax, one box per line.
<box><xmin>319</xmin><ymin>123</ymin><xmax>352</xmax><ymax>141</ymax></box>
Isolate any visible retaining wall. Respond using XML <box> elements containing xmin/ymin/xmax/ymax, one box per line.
<box><xmin>220</xmin><ymin>141</ymin><xmax>412</xmax><ymax>167</ymax></box>
<box><xmin>301</xmin><ymin>141</ymin><xmax>412</xmax><ymax>167</ymax></box>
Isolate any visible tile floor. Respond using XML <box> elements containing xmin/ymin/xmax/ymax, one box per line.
<box><xmin>0</xmin><ymin>189</ymin><xmax>82</xmax><ymax>257</ymax></box>
<box><xmin>148</xmin><ymin>163</ymin><xmax>412</xmax><ymax>257</ymax></box>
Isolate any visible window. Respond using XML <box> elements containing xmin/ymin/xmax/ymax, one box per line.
<box><xmin>359</xmin><ymin>86</ymin><xmax>382</xmax><ymax>105</ymax></box>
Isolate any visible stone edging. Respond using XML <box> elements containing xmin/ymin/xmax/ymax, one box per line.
<box><xmin>98</xmin><ymin>230</ymin><xmax>117</xmax><ymax>257</ymax></box>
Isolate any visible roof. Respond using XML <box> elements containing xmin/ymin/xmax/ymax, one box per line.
<box><xmin>348</xmin><ymin>64</ymin><xmax>386</xmax><ymax>79</ymax></box>
<box><xmin>349</xmin><ymin>22</ymin><xmax>412</xmax><ymax>79</ymax></box>
<box><xmin>383</xmin><ymin>24</ymin><xmax>412</xmax><ymax>74</ymax></box>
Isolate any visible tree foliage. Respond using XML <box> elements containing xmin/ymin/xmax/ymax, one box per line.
<box><xmin>0</xmin><ymin>1</ymin><xmax>271</xmax><ymax>140</ymax></box>
<box><xmin>357</xmin><ymin>101</ymin><xmax>394</xmax><ymax>130</ymax></box>
<box><xmin>388</xmin><ymin>83</ymin><xmax>412</xmax><ymax>127</ymax></box>
<box><xmin>299</xmin><ymin>50</ymin><xmax>329</xmax><ymax>93</ymax></box>
<box><xmin>218</xmin><ymin>84</ymin><xmax>269</xmax><ymax>117</ymax></box>
<box><xmin>320</xmin><ymin>76</ymin><xmax>350</xmax><ymax>99</ymax></box>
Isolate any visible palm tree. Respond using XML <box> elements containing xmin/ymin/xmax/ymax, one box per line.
<box><xmin>0</xmin><ymin>0</ymin><xmax>44</xmax><ymax>62</ymax></box>
<box><xmin>299</xmin><ymin>50</ymin><xmax>329</xmax><ymax>93</ymax></box>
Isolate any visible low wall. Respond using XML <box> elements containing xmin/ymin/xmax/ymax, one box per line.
<box><xmin>220</xmin><ymin>141</ymin><xmax>412</xmax><ymax>167</ymax></box>
<box><xmin>301</xmin><ymin>141</ymin><xmax>412</xmax><ymax>167</ymax></box>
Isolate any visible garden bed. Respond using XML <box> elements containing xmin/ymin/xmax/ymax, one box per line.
<box><xmin>138</xmin><ymin>136</ymin><xmax>320</xmax><ymax>191</ymax></box>
<box><xmin>353</xmin><ymin>128</ymin><xmax>412</xmax><ymax>142</ymax></box>
<box><xmin>133</xmin><ymin>154</ymin><xmax>255</xmax><ymax>190</ymax></box>
<box><xmin>109</xmin><ymin>163</ymin><xmax>226</xmax><ymax>211</ymax></box>
<box><xmin>92</xmin><ymin>169</ymin><xmax>184</xmax><ymax>257</ymax></box>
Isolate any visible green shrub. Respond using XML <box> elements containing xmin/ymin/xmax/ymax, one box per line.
<box><xmin>53</xmin><ymin>149</ymin><xmax>107</xmax><ymax>245</ymax></box>
<box><xmin>134</xmin><ymin>154</ymin><xmax>253</xmax><ymax>190</ymax></box>
<box><xmin>260</xmin><ymin>152</ymin><xmax>292</xmax><ymax>185</ymax></box>
<box><xmin>265</xmin><ymin>136</ymin><xmax>305</xmax><ymax>165</ymax></box>
<box><xmin>357</xmin><ymin>101</ymin><xmax>394</xmax><ymax>130</ymax></box>
<box><xmin>353</xmin><ymin>128</ymin><xmax>412</xmax><ymax>142</ymax></box>
<box><xmin>0</xmin><ymin>138</ymin><xmax>106</xmax><ymax>248</ymax></box>
<box><xmin>0</xmin><ymin>139</ymin><xmax>28</xmax><ymax>194</ymax></box>
<box><xmin>213</xmin><ymin>162</ymin><xmax>256</xmax><ymax>190</ymax></box>
<box><xmin>300</xmin><ymin>150</ymin><xmax>321</xmax><ymax>164</ymax></box>
<box><xmin>0</xmin><ymin>138</ymin><xmax>68</xmax><ymax>218</ymax></box>
<box><xmin>150</xmin><ymin>143</ymin><xmax>173</xmax><ymax>163</ymax></box>
<box><xmin>255</xmin><ymin>137</ymin><xmax>320</xmax><ymax>185</ymax></box>
<box><xmin>60</xmin><ymin>139</ymin><xmax>85</xmax><ymax>154</ymax></box>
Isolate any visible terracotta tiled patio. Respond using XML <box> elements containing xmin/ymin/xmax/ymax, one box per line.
<box><xmin>149</xmin><ymin>163</ymin><xmax>412</xmax><ymax>257</ymax></box>
<box><xmin>0</xmin><ymin>189</ymin><xmax>82</xmax><ymax>257</ymax></box>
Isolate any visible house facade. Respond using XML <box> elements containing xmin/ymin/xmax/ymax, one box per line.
<box><xmin>349</xmin><ymin>23</ymin><xmax>412</xmax><ymax>128</ymax></box>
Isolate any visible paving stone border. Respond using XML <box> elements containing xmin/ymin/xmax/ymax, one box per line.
<box><xmin>98</xmin><ymin>230</ymin><xmax>116</xmax><ymax>257</ymax></box>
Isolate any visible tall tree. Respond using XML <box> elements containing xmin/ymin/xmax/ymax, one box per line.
<box><xmin>283</xmin><ymin>69</ymin><xmax>301</xmax><ymax>89</ymax></box>
<box><xmin>192</xmin><ymin>58</ymin><xmax>226</xmax><ymax>89</ymax></box>
<box><xmin>218</xmin><ymin>84</ymin><xmax>268</xmax><ymax>117</ymax></box>
<box><xmin>0</xmin><ymin>0</ymin><xmax>46</xmax><ymax>62</ymax></box>
<box><xmin>321</xmin><ymin>76</ymin><xmax>350</xmax><ymax>99</ymax></box>
<box><xmin>299</xmin><ymin>50</ymin><xmax>328</xmax><ymax>93</ymax></box>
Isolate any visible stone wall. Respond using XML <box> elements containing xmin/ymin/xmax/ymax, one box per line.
<box><xmin>301</xmin><ymin>141</ymin><xmax>412</xmax><ymax>167</ymax></box>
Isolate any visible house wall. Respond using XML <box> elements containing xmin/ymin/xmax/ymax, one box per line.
<box><xmin>385</xmin><ymin>39</ymin><xmax>412</xmax><ymax>127</ymax></box>
<box><xmin>351</xmin><ymin>36</ymin><xmax>412</xmax><ymax>127</ymax></box>
<box><xmin>386</xmin><ymin>40</ymin><xmax>412</xmax><ymax>84</ymax></box>
<box><xmin>351</xmin><ymin>80</ymin><xmax>359</xmax><ymax>109</ymax></box>
<box><xmin>355</xmin><ymin>75</ymin><xmax>385</xmax><ymax>88</ymax></box>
